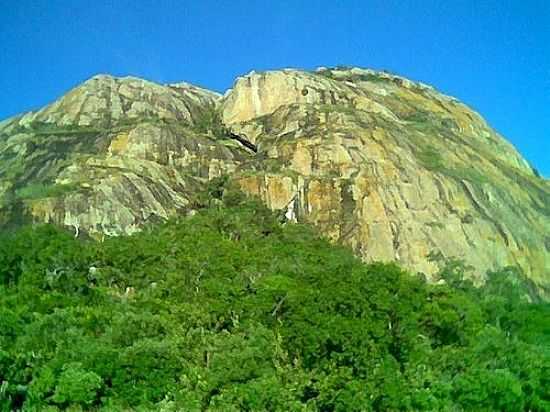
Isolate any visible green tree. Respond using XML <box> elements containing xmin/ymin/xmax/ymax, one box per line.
<box><xmin>51</xmin><ymin>363</ymin><xmax>102</xmax><ymax>407</ymax></box>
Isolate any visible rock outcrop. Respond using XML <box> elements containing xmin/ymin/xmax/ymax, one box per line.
<box><xmin>0</xmin><ymin>76</ymin><xmax>245</xmax><ymax>235</ymax></box>
<box><xmin>1</xmin><ymin>67</ymin><xmax>548</xmax><ymax>293</ymax></box>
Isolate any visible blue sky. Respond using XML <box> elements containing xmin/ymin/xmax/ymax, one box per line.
<box><xmin>1</xmin><ymin>0</ymin><xmax>549</xmax><ymax>175</ymax></box>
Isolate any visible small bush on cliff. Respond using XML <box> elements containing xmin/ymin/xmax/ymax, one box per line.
<box><xmin>192</xmin><ymin>105</ymin><xmax>229</xmax><ymax>140</ymax></box>
<box><xmin>0</xmin><ymin>192</ymin><xmax>549</xmax><ymax>411</ymax></box>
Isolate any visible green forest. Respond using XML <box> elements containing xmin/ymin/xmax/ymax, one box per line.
<box><xmin>1</xmin><ymin>184</ymin><xmax>549</xmax><ymax>411</ymax></box>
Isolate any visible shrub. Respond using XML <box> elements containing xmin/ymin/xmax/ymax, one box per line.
<box><xmin>51</xmin><ymin>363</ymin><xmax>102</xmax><ymax>407</ymax></box>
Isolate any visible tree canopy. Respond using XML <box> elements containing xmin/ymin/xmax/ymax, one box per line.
<box><xmin>1</xmin><ymin>187</ymin><xmax>549</xmax><ymax>411</ymax></box>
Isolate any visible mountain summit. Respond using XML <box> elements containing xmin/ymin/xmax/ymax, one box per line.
<box><xmin>1</xmin><ymin>67</ymin><xmax>548</xmax><ymax>291</ymax></box>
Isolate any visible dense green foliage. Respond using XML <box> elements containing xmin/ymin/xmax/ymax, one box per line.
<box><xmin>14</xmin><ymin>183</ymin><xmax>78</xmax><ymax>201</ymax></box>
<box><xmin>0</xmin><ymin>189</ymin><xmax>549</xmax><ymax>411</ymax></box>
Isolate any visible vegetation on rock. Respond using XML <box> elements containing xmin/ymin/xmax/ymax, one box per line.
<box><xmin>14</xmin><ymin>183</ymin><xmax>78</xmax><ymax>201</ymax></box>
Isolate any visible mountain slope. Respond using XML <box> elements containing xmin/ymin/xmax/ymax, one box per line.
<box><xmin>0</xmin><ymin>67</ymin><xmax>548</xmax><ymax>291</ymax></box>
<box><xmin>222</xmin><ymin>68</ymin><xmax>550</xmax><ymax>288</ymax></box>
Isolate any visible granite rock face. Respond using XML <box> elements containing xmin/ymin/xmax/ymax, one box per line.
<box><xmin>1</xmin><ymin>68</ymin><xmax>548</xmax><ymax>292</ymax></box>
<box><xmin>0</xmin><ymin>76</ymin><xmax>246</xmax><ymax>236</ymax></box>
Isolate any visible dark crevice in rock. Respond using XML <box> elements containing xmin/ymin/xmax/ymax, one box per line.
<box><xmin>228</xmin><ymin>132</ymin><xmax>257</xmax><ymax>153</ymax></box>
<box><xmin>460</xmin><ymin>180</ymin><xmax>510</xmax><ymax>247</ymax></box>
<box><xmin>339</xmin><ymin>181</ymin><xmax>357</xmax><ymax>240</ymax></box>
<box><xmin>390</xmin><ymin>221</ymin><xmax>401</xmax><ymax>255</ymax></box>
<box><xmin>433</xmin><ymin>177</ymin><xmax>458</xmax><ymax>215</ymax></box>
<box><xmin>459</xmin><ymin>224</ymin><xmax>477</xmax><ymax>249</ymax></box>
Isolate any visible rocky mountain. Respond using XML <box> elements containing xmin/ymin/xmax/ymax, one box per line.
<box><xmin>1</xmin><ymin>67</ymin><xmax>548</xmax><ymax>293</ymax></box>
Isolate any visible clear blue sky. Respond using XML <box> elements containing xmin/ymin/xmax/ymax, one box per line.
<box><xmin>1</xmin><ymin>0</ymin><xmax>549</xmax><ymax>175</ymax></box>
